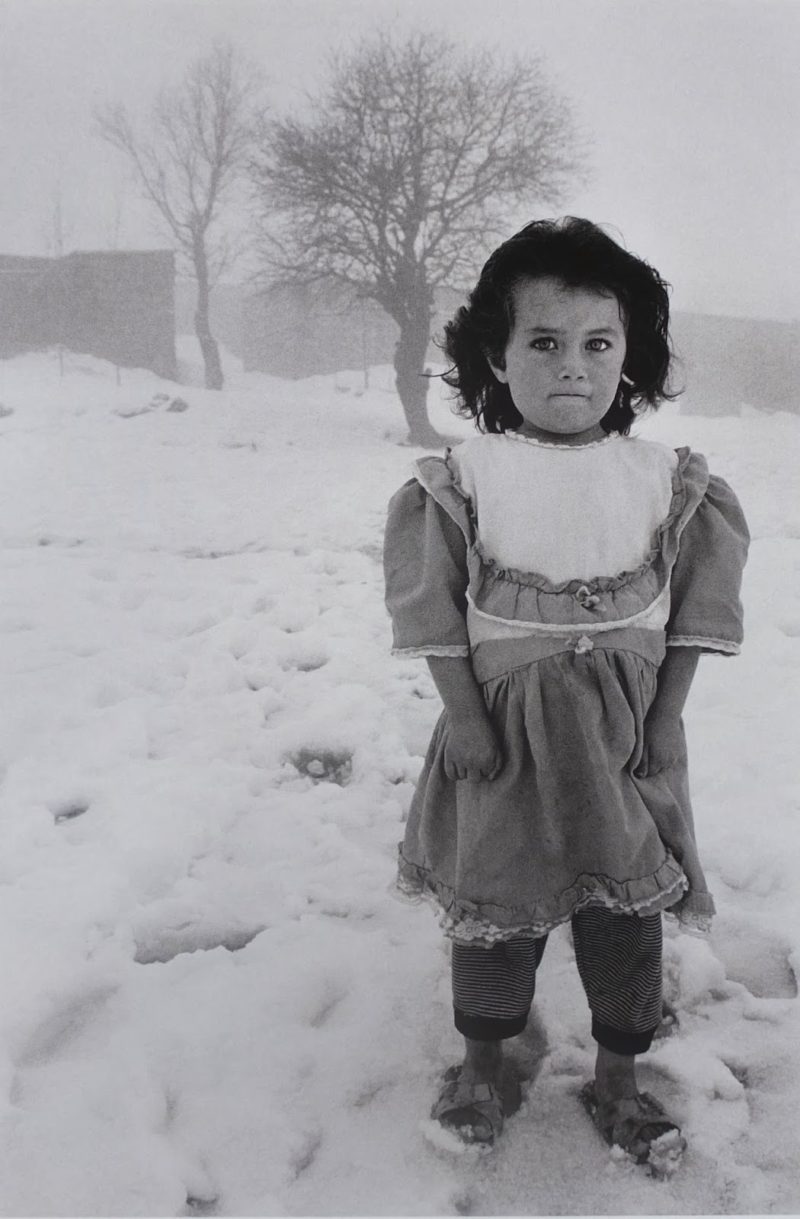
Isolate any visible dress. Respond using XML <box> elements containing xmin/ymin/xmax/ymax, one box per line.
<box><xmin>383</xmin><ymin>431</ymin><xmax>749</xmax><ymax>947</ymax></box>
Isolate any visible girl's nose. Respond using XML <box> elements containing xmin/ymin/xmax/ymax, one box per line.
<box><xmin>559</xmin><ymin>356</ymin><xmax>587</xmax><ymax>380</ymax></box>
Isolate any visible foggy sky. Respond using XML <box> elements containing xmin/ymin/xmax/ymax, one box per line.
<box><xmin>1</xmin><ymin>0</ymin><xmax>798</xmax><ymax>321</ymax></box>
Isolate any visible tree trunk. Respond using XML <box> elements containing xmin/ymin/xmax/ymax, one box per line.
<box><xmin>193</xmin><ymin>237</ymin><xmax>224</xmax><ymax>391</ymax></box>
<box><xmin>394</xmin><ymin>306</ymin><xmax>442</xmax><ymax>447</ymax></box>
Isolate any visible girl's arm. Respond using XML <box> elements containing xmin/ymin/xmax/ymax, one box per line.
<box><xmin>637</xmin><ymin>646</ymin><xmax>701</xmax><ymax>776</ymax></box>
<box><xmin>427</xmin><ymin>656</ymin><xmax>504</xmax><ymax>782</ymax></box>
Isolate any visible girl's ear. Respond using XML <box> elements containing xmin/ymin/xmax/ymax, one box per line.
<box><xmin>485</xmin><ymin>352</ymin><xmax>509</xmax><ymax>384</ymax></box>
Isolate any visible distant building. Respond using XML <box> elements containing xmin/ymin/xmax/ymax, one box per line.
<box><xmin>0</xmin><ymin>250</ymin><xmax>177</xmax><ymax>380</ymax></box>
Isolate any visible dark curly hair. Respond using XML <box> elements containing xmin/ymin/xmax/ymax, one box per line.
<box><xmin>442</xmin><ymin>216</ymin><xmax>678</xmax><ymax>435</ymax></box>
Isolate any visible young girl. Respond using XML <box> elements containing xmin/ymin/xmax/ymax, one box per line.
<box><xmin>383</xmin><ymin>217</ymin><xmax>749</xmax><ymax>1170</ymax></box>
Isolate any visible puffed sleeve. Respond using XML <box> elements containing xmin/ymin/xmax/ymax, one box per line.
<box><xmin>666</xmin><ymin>474</ymin><xmax>750</xmax><ymax>654</ymax></box>
<box><xmin>383</xmin><ymin>478</ymin><xmax>470</xmax><ymax>657</ymax></box>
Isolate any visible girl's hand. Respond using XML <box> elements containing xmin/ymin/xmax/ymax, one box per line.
<box><xmin>442</xmin><ymin>715</ymin><xmax>504</xmax><ymax>782</ymax></box>
<box><xmin>636</xmin><ymin>710</ymin><xmax>685</xmax><ymax>777</ymax></box>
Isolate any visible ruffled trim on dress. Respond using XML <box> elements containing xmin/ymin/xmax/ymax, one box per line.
<box><xmin>414</xmin><ymin>455</ymin><xmax>474</xmax><ymax>546</ymax></box>
<box><xmin>465</xmin><ymin>584</ymin><xmax>672</xmax><ymax>637</ymax></box>
<box><xmin>410</xmin><ymin>445</ymin><xmax>711</xmax><ymax>631</ymax></box>
<box><xmin>444</xmin><ymin>444</ymin><xmax>695</xmax><ymax>590</ymax></box>
<box><xmin>397</xmin><ymin>848</ymin><xmax>689</xmax><ymax>946</ymax></box>
<box><xmin>456</xmin><ymin>445</ymin><xmax>699</xmax><ymax>585</ymax></box>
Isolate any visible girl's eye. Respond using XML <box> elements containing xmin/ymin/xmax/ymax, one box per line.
<box><xmin>529</xmin><ymin>337</ymin><xmax>613</xmax><ymax>352</ymax></box>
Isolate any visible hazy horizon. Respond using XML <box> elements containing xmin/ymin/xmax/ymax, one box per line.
<box><xmin>1</xmin><ymin>0</ymin><xmax>798</xmax><ymax>322</ymax></box>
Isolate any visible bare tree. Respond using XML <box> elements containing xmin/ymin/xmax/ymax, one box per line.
<box><xmin>248</xmin><ymin>31</ymin><xmax>586</xmax><ymax>445</ymax></box>
<box><xmin>96</xmin><ymin>41</ymin><xmax>260</xmax><ymax>389</ymax></box>
<box><xmin>102</xmin><ymin>177</ymin><xmax>127</xmax><ymax>251</ymax></box>
<box><xmin>42</xmin><ymin>181</ymin><xmax>73</xmax><ymax>259</ymax></box>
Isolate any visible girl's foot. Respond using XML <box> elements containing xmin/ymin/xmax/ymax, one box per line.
<box><xmin>431</xmin><ymin>1064</ymin><xmax>504</xmax><ymax>1144</ymax></box>
<box><xmin>431</xmin><ymin>1039</ymin><xmax>523</xmax><ymax>1145</ymax></box>
<box><xmin>432</xmin><ymin>1060</ymin><xmax>523</xmax><ymax>1145</ymax></box>
<box><xmin>580</xmin><ymin>1080</ymin><xmax>686</xmax><ymax>1173</ymax></box>
<box><xmin>586</xmin><ymin>1044</ymin><xmax>686</xmax><ymax>1173</ymax></box>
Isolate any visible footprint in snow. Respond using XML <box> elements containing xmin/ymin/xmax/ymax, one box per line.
<box><xmin>356</xmin><ymin>541</ymin><xmax>384</xmax><ymax>563</ymax></box>
<box><xmin>16</xmin><ymin>984</ymin><xmax>119</xmax><ymax>1068</ymax></box>
<box><xmin>351</xmin><ymin>1080</ymin><xmax>391</xmax><ymax>1108</ymax></box>
<box><xmin>309</xmin><ymin>987</ymin><xmax>346</xmax><ymax>1029</ymax></box>
<box><xmin>283</xmin><ymin>652</ymin><xmax>329</xmax><ymax>673</ymax></box>
<box><xmin>720</xmin><ymin>1059</ymin><xmax>750</xmax><ymax>1088</ymax></box>
<box><xmin>290</xmin><ymin>1130</ymin><xmax>323</xmax><ymax>1179</ymax></box>
<box><xmin>181</xmin><ymin>1195</ymin><xmax>220</xmax><ymax>1217</ymax></box>
<box><xmin>134</xmin><ymin>923</ymin><xmax>264</xmax><ymax>965</ymax></box>
<box><xmin>49</xmin><ymin>799</ymin><xmax>91</xmax><ymax>823</ymax></box>
<box><xmin>289</xmin><ymin>748</ymin><xmax>353</xmax><ymax>785</ymax></box>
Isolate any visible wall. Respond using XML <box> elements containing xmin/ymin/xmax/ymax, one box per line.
<box><xmin>240</xmin><ymin>280</ymin><xmax>464</xmax><ymax>378</ymax></box>
<box><xmin>671</xmin><ymin>311</ymin><xmax>800</xmax><ymax>414</ymax></box>
<box><xmin>0</xmin><ymin>250</ymin><xmax>177</xmax><ymax>379</ymax></box>
<box><xmin>0</xmin><ymin>255</ymin><xmax>57</xmax><ymax>354</ymax></box>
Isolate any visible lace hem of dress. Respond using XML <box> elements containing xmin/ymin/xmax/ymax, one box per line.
<box><xmin>391</xmin><ymin>645</ymin><xmax>470</xmax><ymax>658</ymax></box>
<box><xmin>666</xmin><ymin>634</ymin><xmax>740</xmax><ymax>655</ymax></box>
<box><xmin>664</xmin><ymin>908</ymin><xmax>713</xmax><ymax>935</ymax></box>
<box><xmin>396</xmin><ymin>855</ymin><xmax>690</xmax><ymax>946</ymax></box>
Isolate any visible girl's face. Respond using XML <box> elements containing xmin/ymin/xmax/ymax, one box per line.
<box><xmin>488</xmin><ymin>276</ymin><xmax>627</xmax><ymax>445</ymax></box>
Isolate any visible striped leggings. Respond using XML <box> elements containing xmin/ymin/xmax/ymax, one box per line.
<box><xmin>452</xmin><ymin>907</ymin><xmax>663</xmax><ymax>1056</ymax></box>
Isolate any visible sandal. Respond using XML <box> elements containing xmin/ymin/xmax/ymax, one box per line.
<box><xmin>579</xmin><ymin>1080</ymin><xmax>687</xmax><ymax>1175</ymax></box>
<box><xmin>430</xmin><ymin>1064</ymin><xmax>507</xmax><ymax>1146</ymax></box>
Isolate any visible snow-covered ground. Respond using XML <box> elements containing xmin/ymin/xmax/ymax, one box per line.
<box><xmin>0</xmin><ymin>341</ymin><xmax>798</xmax><ymax>1216</ymax></box>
